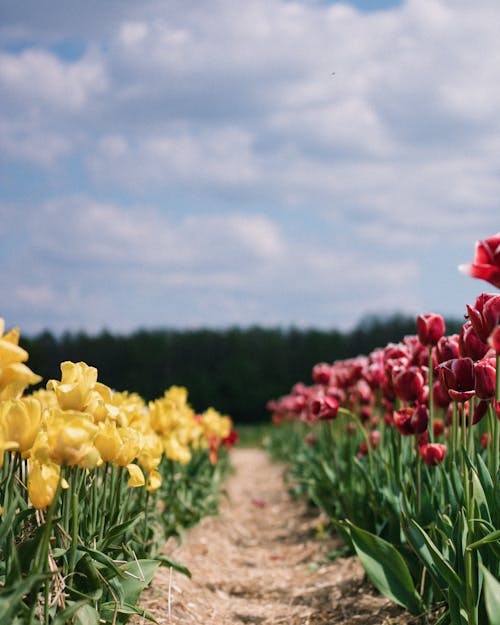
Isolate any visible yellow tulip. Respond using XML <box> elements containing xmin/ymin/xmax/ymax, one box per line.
<box><xmin>46</xmin><ymin>410</ymin><xmax>98</xmax><ymax>466</ymax></box>
<box><xmin>94</xmin><ymin>420</ymin><xmax>122</xmax><ymax>463</ymax></box>
<box><xmin>47</xmin><ymin>361</ymin><xmax>98</xmax><ymax>412</ymax></box>
<box><xmin>28</xmin><ymin>460</ymin><xmax>61</xmax><ymax>510</ymax></box>
<box><xmin>0</xmin><ymin>397</ymin><xmax>42</xmax><ymax>454</ymax></box>
<box><xmin>113</xmin><ymin>426</ymin><xmax>142</xmax><ymax>467</ymax></box>
<box><xmin>0</xmin><ymin>362</ymin><xmax>42</xmax><ymax>390</ymax></box>
<box><xmin>137</xmin><ymin>431</ymin><xmax>163</xmax><ymax>472</ymax></box>
<box><xmin>146</xmin><ymin>470</ymin><xmax>162</xmax><ymax>493</ymax></box>
<box><xmin>126</xmin><ymin>463</ymin><xmax>145</xmax><ymax>487</ymax></box>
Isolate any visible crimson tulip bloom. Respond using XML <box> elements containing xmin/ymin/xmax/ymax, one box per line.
<box><xmin>432</xmin><ymin>379</ymin><xmax>451</xmax><ymax>408</ymax></box>
<box><xmin>417</xmin><ymin>313</ymin><xmax>446</xmax><ymax>346</ymax></box>
<box><xmin>393</xmin><ymin>405</ymin><xmax>429</xmax><ymax>436</ymax></box>
<box><xmin>393</xmin><ymin>366</ymin><xmax>425</xmax><ymax>402</ymax></box>
<box><xmin>312</xmin><ymin>362</ymin><xmax>331</xmax><ymax>385</ymax></box>
<box><xmin>474</xmin><ymin>358</ymin><xmax>497</xmax><ymax>399</ymax></box>
<box><xmin>466</xmin><ymin>293</ymin><xmax>500</xmax><ymax>343</ymax></box>
<box><xmin>436</xmin><ymin>334</ymin><xmax>459</xmax><ymax>364</ymax></box>
<box><xmin>307</xmin><ymin>392</ymin><xmax>339</xmax><ymax>422</ymax></box>
<box><xmin>459</xmin><ymin>321</ymin><xmax>489</xmax><ymax>361</ymax></box>
<box><xmin>420</xmin><ymin>443</ymin><xmax>447</xmax><ymax>466</ymax></box>
<box><xmin>459</xmin><ymin>232</ymin><xmax>500</xmax><ymax>289</ymax></box>
<box><xmin>438</xmin><ymin>358</ymin><xmax>475</xmax><ymax>402</ymax></box>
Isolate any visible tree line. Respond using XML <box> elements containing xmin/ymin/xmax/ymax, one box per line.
<box><xmin>20</xmin><ymin>315</ymin><xmax>462</xmax><ymax>424</ymax></box>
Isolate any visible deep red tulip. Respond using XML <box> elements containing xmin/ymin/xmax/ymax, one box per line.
<box><xmin>312</xmin><ymin>363</ymin><xmax>331</xmax><ymax>385</ymax></box>
<box><xmin>393</xmin><ymin>366</ymin><xmax>425</xmax><ymax>402</ymax></box>
<box><xmin>472</xmin><ymin>399</ymin><xmax>489</xmax><ymax>425</ymax></box>
<box><xmin>438</xmin><ymin>358</ymin><xmax>475</xmax><ymax>402</ymax></box>
<box><xmin>433</xmin><ymin>418</ymin><xmax>445</xmax><ymax>438</ymax></box>
<box><xmin>394</xmin><ymin>405</ymin><xmax>428</xmax><ymax>436</ymax></box>
<box><xmin>420</xmin><ymin>443</ymin><xmax>447</xmax><ymax>466</ymax></box>
<box><xmin>436</xmin><ymin>334</ymin><xmax>460</xmax><ymax>363</ymax></box>
<box><xmin>308</xmin><ymin>392</ymin><xmax>339</xmax><ymax>422</ymax></box>
<box><xmin>466</xmin><ymin>293</ymin><xmax>500</xmax><ymax>343</ymax></box>
<box><xmin>459</xmin><ymin>322</ymin><xmax>489</xmax><ymax>361</ymax></box>
<box><xmin>474</xmin><ymin>358</ymin><xmax>497</xmax><ymax>399</ymax></box>
<box><xmin>459</xmin><ymin>233</ymin><xmax>500</xmax><ymax>289</ymax></box>
<box><xmin>417</xmin><ymin>314</ymin><xmax>446</xmax><ymax>346</ymax></box>
<box><xmin>432</xmin><ymin>379</ymin><xmax>451</xmax><ymax>408</ymax></box>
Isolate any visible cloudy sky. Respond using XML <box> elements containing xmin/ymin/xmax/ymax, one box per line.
<box><xmin>1</xmin><ymin>0</ymin><xmax>499</xmax><ymax>336</ymax></box>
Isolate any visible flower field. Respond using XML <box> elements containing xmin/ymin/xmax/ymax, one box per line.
<box><xmin>0</xmin><ymin>329</ymin><xmax>236</xmax><ymax>624</ymax></box>
<box><xmin>266</xmin><ymin>233</ymin><xmax>500</xmax><ymax>625</ymax></box>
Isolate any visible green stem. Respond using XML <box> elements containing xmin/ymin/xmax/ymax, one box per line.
<box><xmin>428</xmin><ymin>346</ymin><xmax>434</xmax><ymax>443</ymax></box>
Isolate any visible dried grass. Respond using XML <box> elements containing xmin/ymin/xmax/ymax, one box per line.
<box><xmin>132</xmin><ymin>449</ymin><xmax>432</xmax><ymax>625</ymax></box>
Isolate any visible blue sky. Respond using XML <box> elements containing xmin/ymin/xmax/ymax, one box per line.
<box><xmin>0</xmin><ymin>0</ymin><xmax>499</xmax><ymax>335</ymax></box>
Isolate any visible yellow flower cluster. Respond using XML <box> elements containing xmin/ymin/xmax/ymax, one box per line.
<box><xmin>149</xmin><ymin>386</ymin><xmax>203</xmax><ymax>464</ymax></box>
<box><xmin>0</xmin><ymin>318</ymin><xmax>234</xmax><ymax>511</ymax></box>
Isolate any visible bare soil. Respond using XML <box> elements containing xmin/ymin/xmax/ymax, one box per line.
<box><xmin>135</xmin><ymin>448</ymin><xmax>428</xmax><ymax>625</ymax></box>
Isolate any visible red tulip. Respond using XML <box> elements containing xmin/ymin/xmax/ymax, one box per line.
<box><xmin>466</xmin><ymin>293</ymin><xmax>500</xmax><ymax>343</ymax></box>
<box><xmin>438</xmin><ymin>358</ymin><xmax>475</xmax><ymax>402</ymax></box>
<box><xmin>472</xmin><ymin>399</ymin><xmax>489</xmax><ymax>425</ymax></box>
<box><xmin>436</xmin><ymin>334</ymin><xmax>459</xmax><ymax>363</ymax></box>
<box><xmin>459</xmin><ymin>322</ymin><xmax>489</xmax><ymax>361</ymax></box>
<box><xmin>419</xmin><ymin>443</ymin><xmax>447</xmax><ymax>466</ymax></box>
<box><xmin>417</xmin><ymin>314</ymin><xmax>446</xmax><ymax>346</ymax></box>
<box><xmin>432</xmin><ymin>379</ymin><xmax>451</xmax><ymax>408</ymax></box>
<box><xmin>433</xmin><ymin>418</ymin><xmax>445</xmax><ymax>438</ymax></box>
<box><xmin>459</xmin><ymin>232</ymin><xmax>500</xmax><ymax>289</ymax></box>
<box><xmin>393</xmin><ymin>405</ymin><xmax>429</xmax><ymax>436</ymax></box>
<box><xmin>474</xmin><ymin>358</ymin><xmax>497</xmax><ymax>399</ymax></box>
<box><xmin>312</xmin><ymin>363</ymin><xmax>331</xmax><ymax>385</ymax></box>
<box><xmin>393</xmin><ymin>366</ymin><xmax>425</xmax><ymax>402</ymax></box>
<box><xmin>307</xmin><ymin>391</ymin><xmax>339</xmax><ymax>422</ymax></box>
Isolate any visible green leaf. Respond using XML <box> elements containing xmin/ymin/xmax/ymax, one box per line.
<box><xmin>72</xmin><ymin>604</ymin><xmax>100</xmax><ymax>625</ymax></box>
<box><xmin>155</xmin><ymin>555</ymin><xmax>192</xmax><ymax>578</ymax></box>
<box><xmin>78</xmin><ymin>545</ymin><xmax>126</xmax><ymax>579</ymax></box>
<box><xmin>341</xmin><ymin>520</ymin><xmax>423</xmax><ymax>615</ymax></box>
<box><xmin>404</xmin><ymin>517</ymin><xmax>464</xmax><ymax>599</ymax></box>
<box><xmin>100</xmin><ymin>601</ymin><xmax>159</xmax><ymax>623</ymax></box>
<box><xmin>481</xmin><ymin>567</ymin><xmax>500</xmax><ymax>625</ymax></box>
<box><xmin>115</xmin><ymin>559</ymin><xmax>160</xmax><ymax>607</ymax></box>
<box><xmin>470</xmin><ymin>468</ymin><xmax>491</xmax><ymax>523</ymax></box>
<box><xmin>99</xmin><ymin>513</ymin><xmax>144</xmax><ymax>549</ymax></box>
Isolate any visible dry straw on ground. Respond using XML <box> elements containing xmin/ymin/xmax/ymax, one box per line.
<box><xmin>133</xmin><ymin>448</ymin><xmax>430</xmax><ymax>625</ymax></box>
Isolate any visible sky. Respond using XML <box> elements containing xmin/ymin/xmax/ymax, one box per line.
<box><xmin>0</xmin><ymin>0</ymin><xmax>499</xmax><ymax>336</ymax></box>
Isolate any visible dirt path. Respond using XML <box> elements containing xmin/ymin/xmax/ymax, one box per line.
<box><xmin>136</xmin><ymin>448</ymin><xmax>420</xmax><ymax>625</ymax></box>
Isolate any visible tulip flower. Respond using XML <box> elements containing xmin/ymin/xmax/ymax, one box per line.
<box><xmin>474</xmin><ymin>358</ymin><xmax>497</xmax><ymax>399</ymax></box>
<box><xmin>307</xmin><ymin>391</ymin><xmax>339</xmax><ymax>422</ymax></box>
<box><xmin>28</xmin><ymin>460</ymin><xmax>62</xmax><ymax>510</ymax></box>
<box><xmin>126</xmin><ymin>463</ymin><xmax>145</xmax><ymax>488</ymax></box>
<box><xmin>459</xmin><ymin>321</ymin><xmax>489</xmax><ymax>361</ymax></box>
<box><xmin>47</xmin><ymin>361</ymin><xmax>98</xmax><ymax>412</ymax></box>
<box><xmin>466</xmin><ymin>293</ymin><xmax>500</xmax><ymax>343</ymax></box>
<box><xmin>312</xmin><ymin>363</ymin><xmax>332</xmax><ymax>385</ymax></box>
<box><xmin>0</xmin><ymin>397</ymin><xmax>42</xmax><ymax>455</ymax></box>
<box><xmin>438</xmin><ymin>358</ymin><xmax>475</xmax><ymax>402</ymax></box>
<box><xmin>417</xmin><ymin>314</ymin><xmax>445</xmax><ymax>346</ymax></box>
<box><xmin>146</xmin><ymin>469</ymin><xmax>162</xmax><ymax>493</ymax></box>
<box><xmin>459</xmin><ymin>232</ymin><xmax>500</xmax><ymax>289</ymax></box>
<box><xmin>47</xmin><ymin>410</ymin><xmax>98</xmax><ymax>466</ymax></box>
<box><xmin>436</xmin><ymin>334</ymin><xmax>459</xmax><ymax>363</ymax></box>
<box><xmin>393</xmin><ymin>405</ymin><xmax>429</xmax><ymax>436</ymax></box>
<box><xmin>419</xmin><ymin>443</ymin><xmax>447</xmax><ymax>466</ymax></box>
<box><xmin>393</xmin><ymin>366</ymin><xmax>425</xmax><ymax>403</ymax></box>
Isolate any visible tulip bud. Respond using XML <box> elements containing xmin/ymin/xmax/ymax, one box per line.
<box><xmin>417</xmin><ymin>314</ymin><xmax>445</xmax><ymax>346</ymax></box>
<box><xmin>436</xmin><ymin>334</ymin><xmax>459</xmax><ymax>364</ymax></box>
<box><xmin>393</xmin><ymin>366</ymin><xmax>425</xmax><ymax>403</ymax></box>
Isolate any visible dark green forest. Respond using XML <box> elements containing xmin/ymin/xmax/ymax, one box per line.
<box><xmin>20</xmin><ymin>315</ymin><xmax>462</xmax><ymax>424</ymax></box>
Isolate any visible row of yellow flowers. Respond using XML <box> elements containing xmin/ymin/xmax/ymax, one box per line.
<box><xmin>0</xmin><ymin>318</ymin><xmax>232</xmax><ymax>510</ymax></box>
<box><xmin>0</xmin><ymin>317</ymin><xmax>234</xmax><ymax>624</ymax></box>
